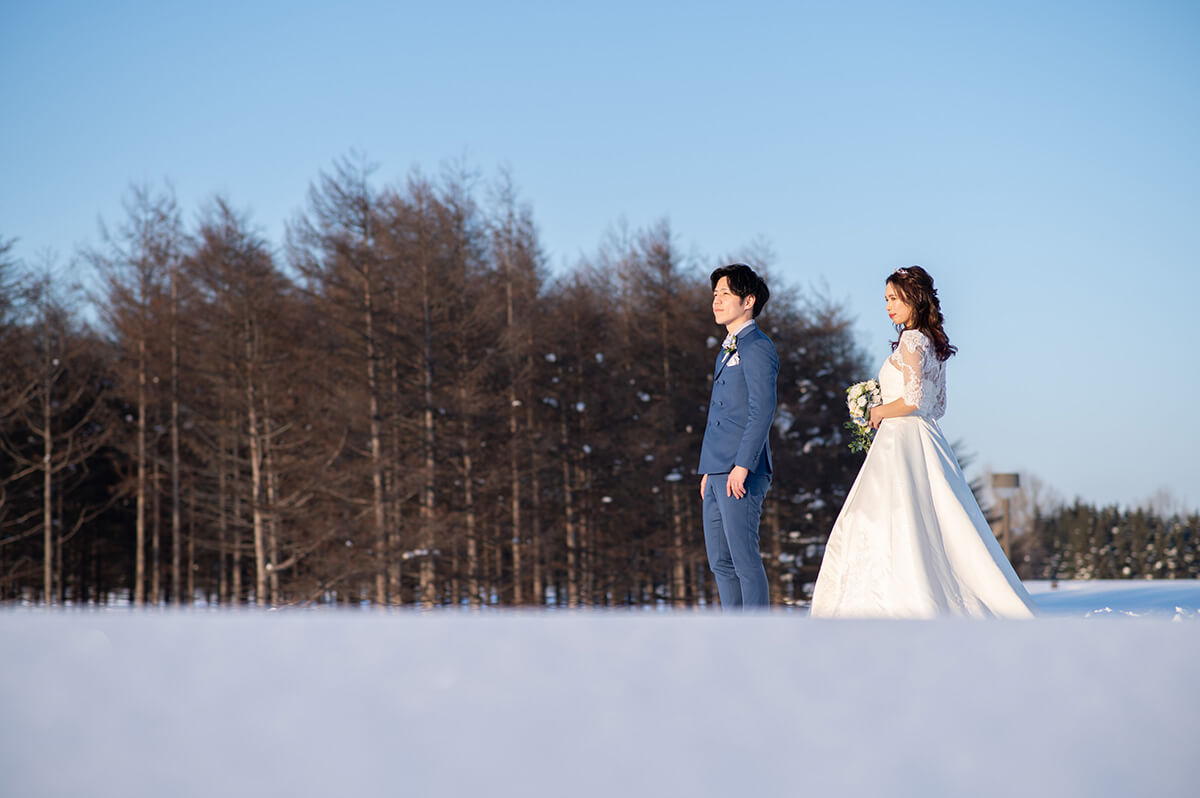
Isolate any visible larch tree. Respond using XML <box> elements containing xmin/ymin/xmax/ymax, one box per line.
<box><xmin>91</xmin><ymin>184</ymin><xmax>181</xmax><ymax>606</ymax></box>
<box><xmin>289</xmin><ymin>155</ymin><xmax>391</xmax><ymax>604</ymax></box>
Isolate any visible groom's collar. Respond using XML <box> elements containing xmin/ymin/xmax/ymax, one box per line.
<box><xmin>728</xmin><ymin>319</ymin><xmax>756</xmax><ymax>338</ymax></box>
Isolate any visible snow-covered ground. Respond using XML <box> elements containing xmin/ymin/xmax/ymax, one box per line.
<box><xmin>1027</xmin><ymin>578</ymin><xmax>1200</xmax><ymax>618</ymax></box>
<box><xmin>3</xmin><ymin>580</ymin><xmax>1198</xmax><ymax>798</ymax></box>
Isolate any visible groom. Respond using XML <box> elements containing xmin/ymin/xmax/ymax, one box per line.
<box><xmin>698</xmin><ymin>264</ymin><xmax>779</xmax><ymax>610</ymax></box>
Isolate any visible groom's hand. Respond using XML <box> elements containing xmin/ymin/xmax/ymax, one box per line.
<box><xmin>699</xmin><ymin>474</ymin><xmax>708</xmax><ymax>499</ymax></box>
<box><xmin>726</xmin><ymin>466</ymin><xmax>749</xmax><ymax>499</ymax></box>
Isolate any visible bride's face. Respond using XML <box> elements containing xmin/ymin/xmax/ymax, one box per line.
<box><xmin>885</xmin><ymin>282</ymin><xmax>913</xmax><ymax>327</ymax></box>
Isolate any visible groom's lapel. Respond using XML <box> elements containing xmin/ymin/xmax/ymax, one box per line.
<box><xmin>714</xmin><ymin>324</ymin><xmax>755</xmax><ymax>380</ymax></box>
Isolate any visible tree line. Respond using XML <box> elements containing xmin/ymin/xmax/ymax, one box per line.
<box><xmin>1011</xmin><ymin>499</ymin><xmax>1199</xmax><ymax>582</ymax></box>
<box><xmin>1</xmin><ymin>156</ymin><xmax>877</xmax><ymax>607</ymax></box>
<box><xmin>7</xmin><ymin>158</ymin><xmax>1190</xmax><ymax>607</ymax></box>
<box><xmin>970</xmin><ymin>472</ymin><xmax>1200</xmax><ymax>581</ymax></box>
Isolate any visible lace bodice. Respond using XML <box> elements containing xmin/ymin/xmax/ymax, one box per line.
<box><xmin>878</xmin><ymin>329</ymin><xmax>946</xmax><ymax>420</ymax></box>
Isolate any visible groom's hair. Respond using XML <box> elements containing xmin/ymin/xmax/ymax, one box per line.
<box><xmin>711</xmin><ymin>263</ymin><xmax>770</xmax><ymax>318</ymax></box>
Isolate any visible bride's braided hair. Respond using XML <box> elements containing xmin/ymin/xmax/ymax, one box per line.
<box><xmin>888</xmin><ymin>266</ymin><xmax>957</xmax><ymax>362</ymax></box>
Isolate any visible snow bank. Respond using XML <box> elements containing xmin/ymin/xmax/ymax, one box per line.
<box><xmin>2</xmin><ymin>583</ymin><xmax>1198</xmax><ymax>797</ymax></box>
<box><xmin>1028</xmin><ymin>579</ymin><xmax>1200</xmax><ymax>618</ymax></box>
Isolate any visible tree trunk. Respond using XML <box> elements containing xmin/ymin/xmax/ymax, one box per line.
<box><xmin>135</xmin><ymin>334</ymin><xmax>146</xmax><ymax>606</ymax></box>
<box><xmin>245</xmin><ymin>322</ymin><xmax>266</xmax><ymax>606</ymax></box>
<box><xmin>263</xmin><ymin>391</ymin><xmax>280</xmax><ymax>606</ymax></box>
<box><xmin>362</xmin><ymin>266</ymin><xmax>386</xmax><ymax>606</ymax></box>
<box><xmin>560</xmin><ymin>392</ymin><xmax>578</xmax><ymax>607</ymax></box>
<box><xmin>464</xmin><ymin>448</ymin><xmax>479</xmax><ymax>607</ymax></box>
<box><xmin>527</xmin><ymin>400</ymin><xmax>542</xmax><ymax>606</ymax></box>
<box><xmin>387</xmin><ymin>279</ymin><xmax>407</xmax><ymax>605</ymax></box>
<box><xmin>508</xmin><ymin>392</ymin><xmax>521</xmax><ymax>605</ymax></box>
<box><xmin>231</xmin><ymin>422</ymin><xmax>243</xmax><ymax>605</ymax></box>
<box><xmin>41</xmin><ymin>322</ymin><xmax>52</xmax><ymax>604</ymax></box>
<box><xmin>418</xmin><ymin>229</ymin><xmax>436</xmax><ymax>608</ymax></box>
<box><xmin>187</xmin><ymin>480</ymin><xmax>196</xmax><ymax>605</ymax></box>
<box><xmin>419</xmin><ymin>318</ymin><xmax>436</xmax><ymax>606</ymax></box>
<box><xmin>670</xmin><ymin>483</ymin><xmax>686</xmax><ymax>604</ymax></box>
<box><xmin>56</xmin><ymin>487</ymin><xmax>66</xmax><ymax>604</ymax></box>
<box><xmin>458</xmin><ymin>376</ymin><xmax>480</xmax><ymax>607</ymax></box>
<box><xmin>581</xmin><ymin>460</ymin><xmax>595</xmax><ymax>605</ymax></box>
<box><xmin>152</xmin><ymin>459</ymin><xmax>161</xmax><ymax>604</ymax></box>
<box><xmin>683</xmin><ymin>487</ymin><xmax>697</xmax><ymax>607</ymax></box>
<box><xmin>768</xmin><ymin>493</ymin><xmax>782</xmax><ymax>604</ymax></box>
<box><xmin>504</xmin><ymin>251</ymin><xmax>523</xmax><ymax>605</ymax></box>
<box><xmin>662</xmin><ymin>337</ymin><xmax>686</xmax><ymax>605</ymax></box>
<box><xmin>170</xmin><ymin>262</ymin><xmax>182</xmax><ymax>605</ymax></box>
<box><xmin>218</xmin><ymin>426</ymin><xmax>229</xmax><ymax>604</ymax></box>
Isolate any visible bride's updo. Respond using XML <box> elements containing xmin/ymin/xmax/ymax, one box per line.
<box><xmin>887</xmin><ymin>266</ymin><xmax>957</xmax><ymax>362</ymax></box>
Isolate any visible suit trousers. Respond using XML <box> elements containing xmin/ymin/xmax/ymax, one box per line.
<box><xmin>702</xmin><ymin>473</ymin><xmax>771</xmax><ymax>609</ymax></box>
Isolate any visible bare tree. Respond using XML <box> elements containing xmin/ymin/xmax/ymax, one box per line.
<box><xmin>289</xmin><ymin>154</ymin><xmax>391</xmax><ymax>603</ymax></box>
<box><xmin>187</xmin><ymin>198</ymin><xmax>302</xmax><ymax>605</ymax></box>
<box><xmin>0</xmin><ymin>262</ymin><xmax>111</xmax><ymax>604</ymax></box>
<box><xmin>91</xmin><ymin>184</ymin><xmax>181</xmax><ymax>605</ymax></box>
<box><xmin>490</xmin><ymin>172</ymin><xmax>545</xmax><ymax>603</ymax></box>
<box><xmin>442</xmin><ymin>172</ymin><xmax>494</xmax><ymax>606</ymax></box>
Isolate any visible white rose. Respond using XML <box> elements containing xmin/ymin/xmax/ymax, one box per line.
<box><xmin>857</xmin><ymin>396</ymin><xmax>868</xmax><ymax>407</ymax></box>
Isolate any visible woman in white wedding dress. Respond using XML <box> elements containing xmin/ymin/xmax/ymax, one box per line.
<box><xmin>810</xmin><ymin>267</ymin><xmax>1037</xmax><ymax>618</ymax></box>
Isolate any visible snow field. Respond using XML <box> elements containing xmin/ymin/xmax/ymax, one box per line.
<box><xmin>2</xmin><ymin>581</ymin><xmax>1198</xmax><ymax>797</ymax></box>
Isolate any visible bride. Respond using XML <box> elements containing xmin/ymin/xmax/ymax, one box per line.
<box><xmin>810</xmin><ymin>266</ymin><xmax>1037</xmax><ymax>618</ymax></box>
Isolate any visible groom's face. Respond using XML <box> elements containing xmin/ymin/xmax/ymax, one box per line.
<box><xmin>712</xmin><ymin>277</ymin><xmax>753</xmax><ymax>327</ymax></box>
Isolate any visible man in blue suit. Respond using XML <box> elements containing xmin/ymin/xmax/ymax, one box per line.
<box><xmin>698</xmin><ymin>264</ymin><xmax>779</xmax><ymax>610</ymax></box>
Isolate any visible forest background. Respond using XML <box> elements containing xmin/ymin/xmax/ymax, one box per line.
<box><xmin>2</xmin><ymin>160</ymin><xmax>1196</xmax><ymax>607</ymax></box>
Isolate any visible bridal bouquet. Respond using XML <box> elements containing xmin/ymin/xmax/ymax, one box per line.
<box><xmin>844</xmin><ymin>379</ymin><xmax>882</xmax><ymax>453</ymax></box>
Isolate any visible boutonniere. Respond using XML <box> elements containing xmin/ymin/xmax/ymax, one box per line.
<box><xmin>721</xmin><ymin>335</ymin><xmax>738</xmax><ymax>358</ymax></box>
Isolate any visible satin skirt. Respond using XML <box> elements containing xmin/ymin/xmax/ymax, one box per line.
<box><xmin>810</xmin><ymin>415</ymin><xmax>1037</xmax><ymax>618</ymax></box>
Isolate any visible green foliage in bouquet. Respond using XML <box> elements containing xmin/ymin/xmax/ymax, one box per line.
<box><xmin>844</xmin><ymin>419</ymin><xmax>875</xmax><ymax>453</ymax></box>
<box><xmin>845</xmin><ymin>378</ymin><xmax>882</xmax><ymax>454</ymax></box>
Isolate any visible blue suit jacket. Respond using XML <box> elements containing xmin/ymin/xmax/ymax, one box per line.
<box><xmin>698</xmin><ymin>322</ymin><xmax>779</xmax><ymax>476</ymax></box>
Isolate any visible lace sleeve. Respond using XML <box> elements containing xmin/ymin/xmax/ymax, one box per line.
<box><xmin>893</xmin><ymin>330</ymin><xmax>930</xmax><ymax>409</ymax></box>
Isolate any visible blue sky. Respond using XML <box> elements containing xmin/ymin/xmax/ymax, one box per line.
<box><xmin>3</xmin><ymin>0</ymin><xmax>1198</xmax><ymax>511</ymax></box>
